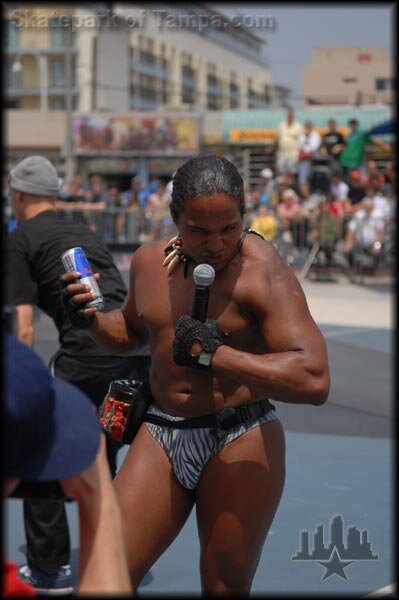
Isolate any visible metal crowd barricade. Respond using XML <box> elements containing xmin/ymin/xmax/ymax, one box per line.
<box><xmin>54</xmin><ymin>202</ymin><xmax>177</xmax><ymax>246</ymax></box>
<box><xmin>273</xmin><ymin>215</ymin><xmax>314</xmax><ymax>267</ymax></box>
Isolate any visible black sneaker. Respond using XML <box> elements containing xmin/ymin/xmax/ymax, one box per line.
<box><xmin>18</xmin><ymin>564</ymin><xmax>73</xmax><ymax>595</ymax></box>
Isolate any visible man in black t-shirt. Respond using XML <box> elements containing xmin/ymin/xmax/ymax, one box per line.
<box><xmin>321</xmin><ymin>118</ymin><xmax>346</xmax><ymax>173</ymax></box>
<box><xmin>6</xmin><ymin>155</ymin><xmax>149</xmax><ymax>594</ymax></box>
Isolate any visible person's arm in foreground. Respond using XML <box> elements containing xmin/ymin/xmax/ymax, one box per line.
<box><xmin>60</xmin><ymin>250</ymin><xmax>148</xmax><ymax>354</ymax></box>
<box><xmin>210</xmin><ymin>246</ymin><xmax>330</xmax><ymax>406</ymax></box>
<box><xmin>60</xmin><ymin>435</ymin><xmax>132</xmax><ymax>596</ymax></box>
<box><xmin>15</xmin><ymin>304</ymin><xmax>35</xmax><ymax>348</ymax></box>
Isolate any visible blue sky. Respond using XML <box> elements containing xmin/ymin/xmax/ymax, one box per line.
<box><xmin>211</xmin><ymin>3</ymin><xmax>394</xmax><ymax>105</ymax></box>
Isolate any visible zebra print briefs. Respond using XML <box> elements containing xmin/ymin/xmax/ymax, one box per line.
<box><xmin>145</xmin><ymin>401</ymin><xmax>278</xmax><ymax>490</ymax></box>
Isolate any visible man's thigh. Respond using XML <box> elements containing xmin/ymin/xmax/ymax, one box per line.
<box><xmin>195</xmin><ymin>419</ymin><xmax>286</xmax><ymax>595</ymax></box>
<box><xmin>113</xmin><ymin>425</ymin><xmax>195</xmax><ymax>588</ymax></box>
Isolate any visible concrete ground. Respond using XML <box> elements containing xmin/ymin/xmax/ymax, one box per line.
<box><xmin>4</xmin><ymin>266</ymin><xmax>395</xmax><ymax>596</ymax></box>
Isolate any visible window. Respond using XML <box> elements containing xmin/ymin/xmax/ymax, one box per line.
<box><xmin>182</xmin><ymin>65</ymin><xmax>195</xmax><ymax>83</ymax></box>
<box><xmin>139</xmin><ymin>49</ymin><xmax>156</xmax><ymax>66</ymax></box>
<box><xmin>50</xmin><ymin>58</ymin><xmax>66</xmax><ymax>88</ymax></box>
<box><xmin>182</xmin><ymin>85</ymin><xmax>195</xmax><ymax>104</ymax></box>
<box><xmin>6</xmin><ymin>19</ymin><xmax>19</xmax><ymax>48</ymax></box>
<box><xmin>51</xmin><ymin>97</ymin><xmax>66</xmax><ymax>110</ymax></box>
<box><xmin>5</xmin><ymin>99</ymin><xmax>21</xmax><ymax>108</ymax></box>
<box><xmin>229</xmin><ymin>82</ymin><xmax>240</xmax><ymax>108</ymax></box>
<box><xmin>375</xmin><ymin>78</ymin><xmax>393</xmax><ymax>91</ymax></box>
<box><xmin>161</xmin><ymin>80</ymin><xmax>168</xmax><ymax>103</ymax></box>
<box><xmin>50</xmin><ymin>17</ymin><xmax>76</xmax><ymax>48</ymax></box>
<box><xmin>139</xmin><ymin>74</ymin><xmax>157</xmax><ymax>100</ymax></box>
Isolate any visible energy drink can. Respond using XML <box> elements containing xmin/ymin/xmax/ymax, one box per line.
<box><xmin>61</xmin><ymin>247</ymin><xmax>105</xmax><ymax>310</ymax></box>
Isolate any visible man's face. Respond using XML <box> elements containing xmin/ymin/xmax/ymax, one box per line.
<box><xmin>175</xmin><ymin>192</ymin><xmax>243</xmax><ymax>272</ymax></box>
<box><xmin>287</xmin><ymin>109</ymin><xmax>294</xmax><ymax>123</ymax></box>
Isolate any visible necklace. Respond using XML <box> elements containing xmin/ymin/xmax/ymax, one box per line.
<box><xmin>162</xmin><ymin>235</ymin><xmax>190</xmax><ymax>277</ymax></box>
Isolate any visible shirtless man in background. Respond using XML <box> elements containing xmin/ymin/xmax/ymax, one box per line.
<box><xmin>61</xmin><ymin>155</ymin><xmax>330</xmax><ymax>596</ymax></box>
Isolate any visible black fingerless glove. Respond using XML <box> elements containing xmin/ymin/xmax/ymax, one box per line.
<box><xmin>60</xmin><ymin>277</ymin><xmax>95</xmax><ymax>330</ymax></box>
<box><xmin>172</xmin><ymin>315</ymin><xmax>225</xmax><ymax>370</ymax></box>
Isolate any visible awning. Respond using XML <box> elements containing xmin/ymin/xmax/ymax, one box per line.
<box><xmin>222</xmin><ymin>107</ymin><xmax>392</xmax><ymax>144</ymax></box>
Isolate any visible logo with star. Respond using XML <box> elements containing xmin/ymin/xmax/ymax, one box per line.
<box><xmin>292</xmin><ymin>514</ymin><xmax>378</xmax><ymax>581</ymax></box>
<box><xmin>317</xmin><ymin>547</ymin><xmax>354</xmax><ymax>580</ymax></box>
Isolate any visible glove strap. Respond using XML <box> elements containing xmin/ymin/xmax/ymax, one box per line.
<box><xmin>197</xmin><ymin>349</ymin><xmax>214</xmax><ymax>368</ymax></box>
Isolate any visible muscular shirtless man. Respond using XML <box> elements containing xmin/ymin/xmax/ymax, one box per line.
<box><xmin>61</xmin><ymin>155</ymin><xmax>330</xmax><ymax>596</ymax></box>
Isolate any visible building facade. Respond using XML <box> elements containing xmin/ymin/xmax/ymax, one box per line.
<box><xmin>302</xmin><ymin>47</ymin><xmax>393</xmax><ymax>106</ymax></box>
<box><xmin>5</xmin><ymin>3</ymin><xmax>275</xmax><ymax>113</ymax></box>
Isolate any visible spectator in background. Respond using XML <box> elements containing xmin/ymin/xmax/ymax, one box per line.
<box><xmin>347</xmin><ymin>170</ymin><xmax>367</xmax><ymax>212</ymax></box>
<box><xmin>4</xmin><ymin>174</ymin><xmax>17</xmax><ymax>233</ymax></box>
<box><xmin>382</xmin><ymin>160</ymin><xmax>395</xmax><ymax>192</ymax></box>
<box><xmin>85</xmin><ymin>175</ymin><xmax>107</xmax><ymax>204</ymax></box>
<box><xmin>277</xmin><ymin>188</ymin><xmax>302</xmax><ymax>228</ymax></box>
<box><xmin>62</xmin><ymin>177</ymin><xmax>85</xmax><ymax>203</ymax></box>
<box><xmin>321</xmin><ymin>118</ymin><xmax>346</xmax><ymax>170</ymax></box>
<box><xmin>274</xmin><ymin>107</ymin><xmax>304</xmax><ymax>175</ymax></box>
<box><xmin>122</xmin><ymin>175</ymin><xmax>145</xmax><ymax>208</ymax></box>
<box><xmin>307</xmin><ymin>197</ymin><xmax>342</xmax><ymax>277</ymax></box>
<box><xmin>362</xmin><ymin>185</ymin><xmax>391</xmax><ymax>223</ymax></box>
<box><xmin>83</xmin><ymin>176</ymin><xmax>108</xmax><ymax>234</ymax></box>
<box><xmin>343</xmin><ymin>196</ymin><xmax>385</xmax><ymax>271</ymax></box>
<box><xmin>117</xmin><ymin>176</ymin><xmax>145</xmax><ymax>243</ymax></box>
<box><xmin>362</xmin><ymin>160</ymin><xmax>386</xmax><ymax>191</ymax></box>
<box><xmin>3</xmin><ymin>334</ymin><xmax>132</xmax><ymax>598</ymax></box>
<box><xmin>100</xmin><ymin>181</ymin><xmax>123</xmax><ymax>242</ymax></box>
<box><xmin>339</xmin><ymin>119</ymin><xmax>389</xmax><ymax>178</ymax></box>
<box><xmin>257</xmin><ymin>167</ymin><xmax>278</xmax><ymax>209</ymax></box>
<box><xmin>275</xmin><ymin>171</ymin><xmax>299</xmax><ymax>196</ymax></box>
<box><xmin>299</xmin><ymin>183</ymin><xmax>324</xmax><ymax>216</ymax></box>
<box><xmin>331</xmin><ymin>173</ymin><xmax>349</xmax><ymax>202</ymax></box>
<box><xmin>56</xmin><ymin>177</ymin><xmax>87</xmax><ymax>226</ymax></box>
<box><xmin>249</xmin><ymin>204</ymin><xmax>278</xmax><ymax>242</ymax></box>
<box><xmin>147</xmin><ymin>177</ymin><xmax>174</xmax><ymax>241</ymax></box>
<box><xmin>298</xmin><ymin>121</ymin><xmax>321</xmax><ymax>187</ymax></box>
<box><xmin>329</xmin><ymin>173</ymin><xmax>352</xmax><ymax>220</ymax></box>
<box><xmin>146</xmin><ymin>177</ymin><xmax>170</xmax><ymax>220</ymax></box>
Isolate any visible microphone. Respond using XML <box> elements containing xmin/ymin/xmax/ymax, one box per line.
<box><xmin>191</xmin><ymin>264</ymin><xmax>215</xmax><ymax>322</ymax></box>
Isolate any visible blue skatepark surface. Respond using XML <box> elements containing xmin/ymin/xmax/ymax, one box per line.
<box><xmin>4</xmin><ymin>296</ymin><xmax>395</xmax><ymax>595</ymax></box>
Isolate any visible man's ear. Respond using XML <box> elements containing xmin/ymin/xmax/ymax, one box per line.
<box><xmin>13</xmin><ymin>189</ymin><xmax>24</xmax><ymax>204</ymax></box>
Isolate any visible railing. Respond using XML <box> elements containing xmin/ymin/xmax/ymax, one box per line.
<box><xmin>53</xmin><ymin>202</ymin><xmax>177</xmax><ymax>248</ymax></box>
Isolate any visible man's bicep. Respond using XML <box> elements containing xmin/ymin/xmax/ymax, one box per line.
<box><xmin>120</xmin><ymin>291</ymin><xmax>148</xmax><ymax>345</ymax></box>
<box><xmin>120</xmin><ymin>253</ymin><xmax>148</xmax><ymax>345</ymax></box>
<box><xmin>255</xmin><ymin>270</ymin><xmax>324</xmax><ymax>354</ymax></box>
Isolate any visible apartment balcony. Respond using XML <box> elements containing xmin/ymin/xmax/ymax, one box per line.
<box><xmin>182</xmin><ymin>74</ymin><xmax>196</xmax><ymax>88</ymax></box>
<box><xmin>129</xmin><ymin>96</ymin><xmax>160</xmax><ymax>110</ymax></box>
<box><xmin>6</xmin><ymin>84</ymin><xmax>79</xmax><ymax>96</ymax></box>
<box><xmin>129</xmin><ymin>60</ymin><xmax>169</xmax><ymax>80</ymax></box>
<box><xmin>6</xmin><ymin>45</ymin><xmax>78</xmax><ymax>56</ymax></box>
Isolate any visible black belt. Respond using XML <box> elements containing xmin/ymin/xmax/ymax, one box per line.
<box><xmin>143</xmin><ymin>398</ymin><xmax>275</xmax><ymax>431</ymax></box>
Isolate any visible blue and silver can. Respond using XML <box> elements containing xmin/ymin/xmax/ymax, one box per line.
<box><xmin>61</xmin><ymin>247</ymin><xmax>105</xmax><ymax>310</ymax></box>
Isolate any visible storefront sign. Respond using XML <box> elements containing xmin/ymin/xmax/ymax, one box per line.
<box><xmin>229</xmin><ymin>128</ymin><xmax>276</xmax><ymax>144</ymax></box>
<box><xmin>73</xmin><ymin>112</ymin><xmax>200</xmax><ymax>156</ymax></box>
